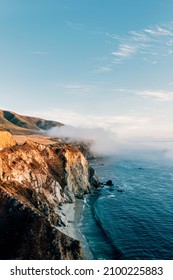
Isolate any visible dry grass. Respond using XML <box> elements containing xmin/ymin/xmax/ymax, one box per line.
<box><xmin>14</xmin><ymin>134</ymin><xmax>57</xmax><ymax>146</ymax></box>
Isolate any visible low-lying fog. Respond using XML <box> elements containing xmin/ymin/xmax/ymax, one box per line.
<box><xmin>47</xmin><ymin>125</ymin><xmax>173</xmax><ymax>163</ymax></box>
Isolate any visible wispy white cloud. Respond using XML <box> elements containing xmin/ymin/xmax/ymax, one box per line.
<box><xmin>106</xmin><ymin>32</ymin><xmax>121</xmax><ymax>40</ymax></box>
<box><xmin>144</xmin><ymin>26</ymin><xmax>173</xmax><ymax>36</ymax></box>
<box><xmin>94</xmin><ymin>66</ymin><xmax>112</xmax><ymax>73</ymax></box>
<box><xmin>167</xmin><ymin>50</ymin><xmax>173</xmax><ymax>55</ymax></box>
<box><xmin>65</xmin><ymin>20</ymin><xmax>85</xmax><ymax>31</ymax></box>
<box><xmin>109</xmin><ymin>22</ymin><xmax>173</xmax><ymax>62</ymax></box>
<box><xmin>112</xmin><ymin>58</ymin><xmax>122</xmax><ymax>64</ymax></box>
<box><xmin>50</xmin><ymin>82</ymin><xmax>173</xmax><ymax>102</ymax></box>
<box><xmin>128</xmin><ymin>31</ymin><xmax>150</xmax><ymax>42</ymax></box>
<box><xmin>63</xmin><ymin>83</ymin><xmax>92</xmax><ymax>94</ymax></box>
<box><xmin>135</xmin><ymin>90</ymin><xmax>173</xmax><ymax>101</ymax></box>
<box><xmin>166</xmin><ymin>39</ymin><xmax>173</xmax><ymax>46</ymax></box>
<box><xmin>115</xmin><ymin>88</ymin><xmax>173</xmax><ymax>101</ymax></box>
<box><xmin>112</xmin><ymin>44</ymin><xmax>137</xmax><ymax>58</ymax></box>
<box><xmin>64</xmin><ymin>84</ymin><xmax>82</xmax><ymax>89</ymax></box>
<box><xmin>51</xmin><ymin>82</ymin><xmax>99</xmax><ymax>95</ymax></box>
<box><xmin>142</xmin><ymin>57</ymin><xmax>157</xmax><ymax>64</ymax></box>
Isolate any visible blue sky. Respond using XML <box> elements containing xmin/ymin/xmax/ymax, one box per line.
<box><xmin>1</xmin><ymin>0</ymin><xmax>173</xmax><ymax>140</ymax></box>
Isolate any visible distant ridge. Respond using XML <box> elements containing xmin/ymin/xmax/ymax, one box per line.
<box><xmin>0</xmin><ymin>109</ymin><xmax>63</xmax><ymax>134</ymax></box>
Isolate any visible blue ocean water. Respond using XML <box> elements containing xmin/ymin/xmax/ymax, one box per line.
<box><xmin>79</xmin><ymin>156</ymin><xmax>173</xmax><ymax>260</ymax></box>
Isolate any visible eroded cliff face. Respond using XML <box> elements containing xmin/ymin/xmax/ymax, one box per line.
<box><xmin>0</xmin><ymin>130</ymin><xmax>16</xmax><ymax>148</ymax></box>
<box><xmin>64</xmin><ymin>147</ymin><xmax>91</xmax><ymax>198</ymax></box>
<box><xmin>0</xmin><ymin>187</ymin><xmax>82</xmax><ymax>260</ymax></box>
<box><xmin>0</xmin><ymin>139</ymin><xmax>98</xmax><ymax>259</ymax></box>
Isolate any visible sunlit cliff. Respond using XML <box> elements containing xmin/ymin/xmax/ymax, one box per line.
<box><xmin>0</xmin><ymin>132</ymin><xmax>99</xmax><ymax>259</ymax></box>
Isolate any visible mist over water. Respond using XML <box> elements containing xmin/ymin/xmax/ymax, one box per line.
<box><xmin>47</xmin><ymin>125</ymin><xmax>119</xmax><ymax>156</ymax></box>
<box><xmin>47</xmin><ymin>125</ymin><xmax>173</xmax><ymax>163</ymax></box>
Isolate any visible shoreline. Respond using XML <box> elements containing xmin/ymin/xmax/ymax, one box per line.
<box><xmin>57</xmin><ymin>198</ymin><xmax>93</xmax><ymax>260</ymax></box>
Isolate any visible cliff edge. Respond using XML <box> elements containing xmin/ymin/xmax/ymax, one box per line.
<box><xmin>0</xmin><ymin>137</ymin><xmax>99</xmax><ymax>259</ymax></box>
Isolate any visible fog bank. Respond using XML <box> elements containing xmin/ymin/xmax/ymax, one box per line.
<box><xmin>47</xmin><ymin>125</ymin><xmax>173</xmax><ymax>162</ymax></box>
<box><xmin>47</xmin><ymin>125</ymin><xmax>120</xmax><ymax>156</ymax></box>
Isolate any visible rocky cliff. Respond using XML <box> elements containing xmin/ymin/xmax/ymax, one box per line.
<box><xmin>0</xmin><ymin>136</ymin><xmax>99</xmax><ymax>259</ymax></box>
<box><xmin>0</xmin><ymin>130</ymin><xmax>16</xmax><ymax>148</ymax></box>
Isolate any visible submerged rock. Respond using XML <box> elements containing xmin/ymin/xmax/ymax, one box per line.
<box><xmin>106</xmin><ymin>180</ymin><xmax>114</xmax><ymax>186</ymax></box>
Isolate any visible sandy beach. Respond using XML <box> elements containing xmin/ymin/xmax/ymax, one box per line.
<box><xmin>57</xmin><ymin>199</ymin><xmax>83</xmax><ymax>240</ymax></box>
<box><xmin>57</xmin><ymin>198</ymin><xmax>93</xmax><ymax>259</ymax></box>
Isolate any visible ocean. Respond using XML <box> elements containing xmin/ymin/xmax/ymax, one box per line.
<box><xmin>79</xmin><ymin>155</ymin><xmax>173</xmax><ymax>260</ymax></box>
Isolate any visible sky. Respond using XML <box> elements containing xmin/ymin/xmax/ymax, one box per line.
<box><xmin>1</xmin><ymin>0</ymin><xmax>173</xmax><ymax>141</ymax></box>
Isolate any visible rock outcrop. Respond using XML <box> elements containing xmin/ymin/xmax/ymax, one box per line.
<box><xmin>0</xmin><ymin>130</ymin><xmax>16</xmax><ymax>148</ymax></box>
<box><xmin>0</xmin><ymin>139</ymin><xmax>99</xmax><ymax>259</ymax></box>
<box><xmin>51</xmin><ymin>138</ymin><xmax>94</xmax><ymax>159</ymax></box>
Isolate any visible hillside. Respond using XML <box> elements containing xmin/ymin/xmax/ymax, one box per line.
<box><xmin>0</xmin><ymin>109</ymin><xmax>63</xmax><ymax>134</ymax></box>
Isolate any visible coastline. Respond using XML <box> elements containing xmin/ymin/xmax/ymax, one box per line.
<box><xmin>57</xmin><ymin>198</ymin><xmax>93</xmax><ymax>260</ymax></box>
